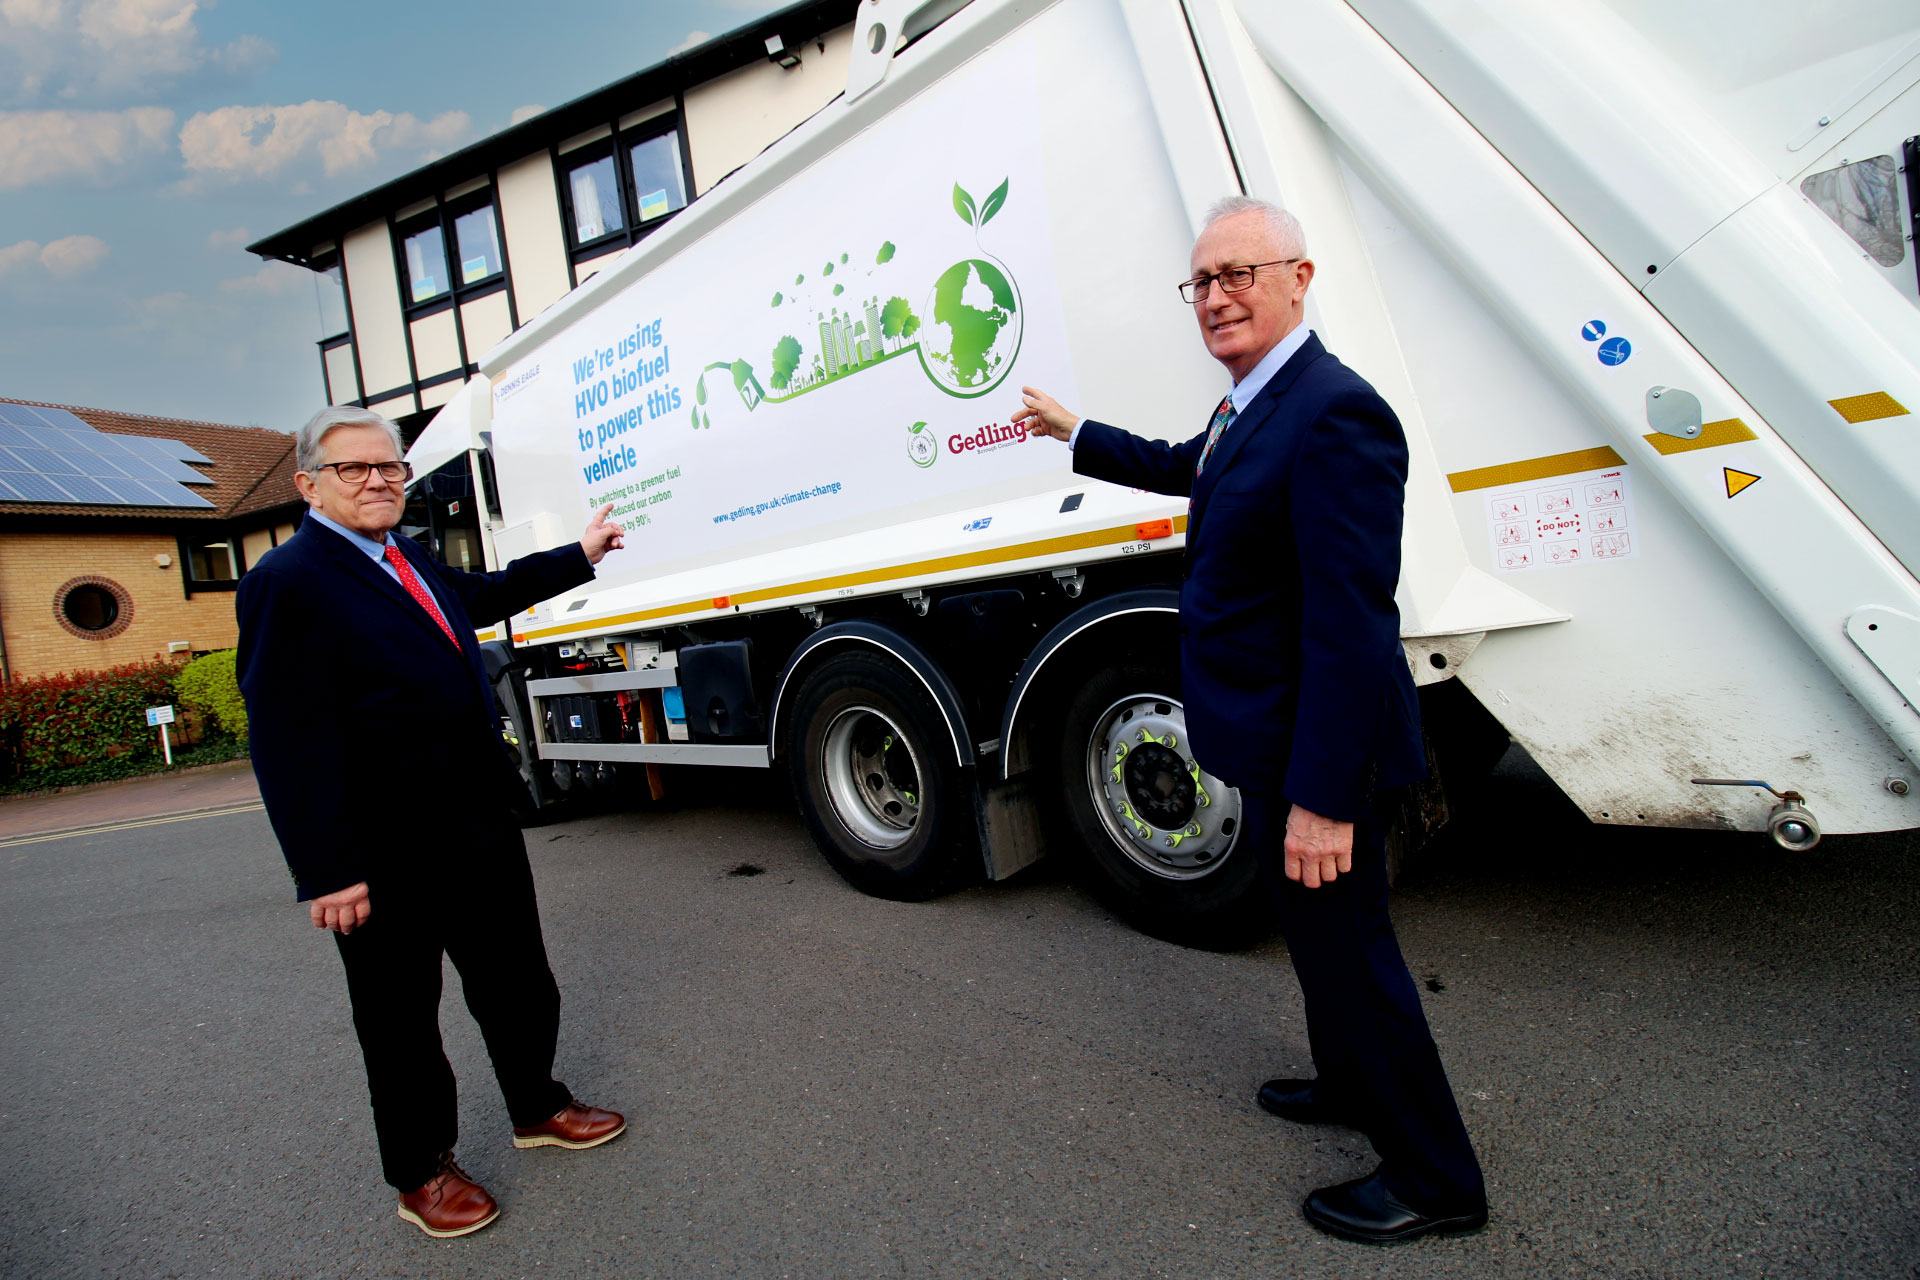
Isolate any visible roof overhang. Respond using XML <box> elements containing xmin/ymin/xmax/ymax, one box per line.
<box><xmin>248</xmin><ymin>0</ymin><xmax>851</xmax><ymax>268</ymax></box>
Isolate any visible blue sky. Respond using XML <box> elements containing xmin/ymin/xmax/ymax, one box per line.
<box><xmin>1</xmin><ymin>0</ymin><xmax>782</xmax><ymax>431</ymax></box>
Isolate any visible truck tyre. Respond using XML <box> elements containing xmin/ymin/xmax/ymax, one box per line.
<box><xmin>1049</xmin><ymin>663</ymin><xmax>1270</xmax><ymax>950</ymax></box>
<box><xmin>785</xmin><ymin>651</ymin><xmax>979</xmax><ymax>901</ymax></box>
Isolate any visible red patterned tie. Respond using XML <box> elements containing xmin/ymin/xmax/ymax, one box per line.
<box><xmin>383</xmin><ymin>544</ymin><xmax>461</xmax><ymax>648</ymax></box>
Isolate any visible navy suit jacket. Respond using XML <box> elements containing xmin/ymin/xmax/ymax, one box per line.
<box><xmin>236</xmin><ymin>513</ymin><xmax>594</xmax><ymax>899</ymax></box>
<box><xmin>1074</xmin><ymin>333</ymin><xmax>1424</xmax><ymax>820</ymax></box>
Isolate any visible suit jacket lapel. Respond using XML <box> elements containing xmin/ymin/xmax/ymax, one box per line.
<box><xmin>302</xmin><ymin>517</ymin><xmax>469</xmax><ymax>654</ymax></box>
<box><xmin>1188</xmin><ymin>333</ymin><xmax>1328</xmax><ymax>541</ymax></box>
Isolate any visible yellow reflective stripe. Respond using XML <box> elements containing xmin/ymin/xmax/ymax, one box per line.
<box><xmin>474</xmin><ymin>627</ymin><xmax>499</xmax><ymax>642</ymax></box>
<box><xmin>1828</xmin><ymin>392</ymin><xmax>1909</xmax><ymax>424</ymax></box>
<box><xmin>1446</xmin><ymin>446</ymin><xmax>1626</xmax><ymax>493</ymax></box>
<box><xmin>518</xmin><ymin>515</ymin><xmax>1189</xmax><ymax>642</ymax></box>
<box><xmin>1641</xmin><ymin>417</ymin><xmax>1758</xmax><ymax>455</ymax></box>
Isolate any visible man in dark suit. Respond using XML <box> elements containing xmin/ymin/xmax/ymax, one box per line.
<box><xmin>237</xmin><ymin>406</ymin><xmax>627</xmax><ymax>1238</ymax></box>
<box><xmin>1015</xmin><ymin>197</ymin><xmax>1486</xmax><ymax>1243</ymax></box>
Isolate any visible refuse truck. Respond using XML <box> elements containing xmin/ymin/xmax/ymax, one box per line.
<box><xmin>401</xmin><ymin>0</ymin><xmax>1920</xmax><ymax>943</ymax></box>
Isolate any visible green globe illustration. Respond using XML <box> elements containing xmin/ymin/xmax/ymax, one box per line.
<box><xmin>918</xmin><ymin>257</ymin><xmax>1022</xmax><ymax>397</ymax></box>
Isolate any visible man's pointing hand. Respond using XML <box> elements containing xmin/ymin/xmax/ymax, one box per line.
<box><xmin>581</xmin><ymin>503</ymin><xmax>626</xmax><ymax>564</ymax></box>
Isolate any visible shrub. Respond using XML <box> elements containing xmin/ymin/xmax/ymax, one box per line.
<box><xmin>0</xmin><ymin>659</ymin><xmax>188</xmax><ymax>779</ymax></box>
<box><xmin>176</xmin><ymin>649</ymin><xmax>247</xmax><ymax>739</ymax></box>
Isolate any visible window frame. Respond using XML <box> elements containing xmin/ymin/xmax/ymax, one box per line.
<box><xmin>177</xmin><ymin>532</ymin><xmax>243</xmax><ymax>595</ymax></box>
<box><xmin>555</xmin><ymin>110</ymin><xmax>695</xmax><ymax>273</ymax></box>
<box><xmin>393</xmin><ymin>188</ymin><xmax>509</xmax><ymax>320</ymax></box>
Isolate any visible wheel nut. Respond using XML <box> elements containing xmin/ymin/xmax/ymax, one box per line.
<box><xmin>1888</xmin><ymin>776</ymin><xmax>1912</xmax><ymax>796</ymax></box>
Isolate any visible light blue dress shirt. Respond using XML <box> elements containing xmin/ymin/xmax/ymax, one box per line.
<box><xmin>306</xmin><ymin>509</ymin><xmax>403</xmax><ymax>584</ymax></box>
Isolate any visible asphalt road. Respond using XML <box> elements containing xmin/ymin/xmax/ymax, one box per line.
<box><xmin>1</xmin><ymin>754</ymin><xmax>1915</xmax><ymax>1280</ymax></box>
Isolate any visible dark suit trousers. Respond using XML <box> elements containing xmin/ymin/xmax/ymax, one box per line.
<box><xmin>1242</xmin><ymin>792</ymin><xmax>1485</xmax><ymax>1212</ymax></box>
<box><xmin>332</xmin><ymin>829</ymin><xmax>571</xmax><ymax>1192</ymax></box>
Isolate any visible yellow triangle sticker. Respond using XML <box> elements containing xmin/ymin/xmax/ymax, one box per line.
<box><xmin>1724</xmin><ymin>468</ymin><xmax>1761</xmax><ymax>498</ymax></box>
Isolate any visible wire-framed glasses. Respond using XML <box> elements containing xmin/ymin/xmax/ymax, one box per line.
<box><xmin>1177</xmin><ymin>259</ymin><xmax>1301</xmax><ymax>303</ymax></box>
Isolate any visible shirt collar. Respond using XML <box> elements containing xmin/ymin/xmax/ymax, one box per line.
<box><xmin>306</xmin><ymin>509</ymin><xmax>394</xmax><ymax>561</ymax></box>
<box><xmin>1229</xmin><ymin>324</ymin><xmax>1313</xmax><ymax>415</ymax></box>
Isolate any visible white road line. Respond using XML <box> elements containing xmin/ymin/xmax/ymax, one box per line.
<box><xmin>0</xmin><ymin>802</ymin><xmax>266</xmax><ymax>848</ymax></box>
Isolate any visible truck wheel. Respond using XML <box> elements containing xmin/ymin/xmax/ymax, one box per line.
<box><xmin>785</xmin><ymin>651</ymin><xmax>979</xmax><ymax>901</ymax></box>
<box><xmin>1050</xmin><ymin>664</ymin><xmax>1270</xmax><ymax>949</ymax></box>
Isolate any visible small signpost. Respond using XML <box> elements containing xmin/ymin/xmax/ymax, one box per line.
<box><xmin>145</xmin><ymin>704</ymin><xmax>176</xmax><ymax>766</ymax></box>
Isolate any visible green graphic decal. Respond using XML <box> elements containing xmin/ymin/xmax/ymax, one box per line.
<box><xmin>690</xmin><ymin>177</ymin><xmax>1024</xmax><ymax>425</ymax></box>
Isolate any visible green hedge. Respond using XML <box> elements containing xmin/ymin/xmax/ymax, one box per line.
<box><xmin>176</xmin><ymin>649</ymin><xmax>248</xmax><ymax>738</ymax></box>
<box><xmin>0</xmin><ymin>649</ymin><xmax>251</xmax><ymax>790</ymax></box>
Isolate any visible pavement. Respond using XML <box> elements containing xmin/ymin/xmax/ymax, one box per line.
<box><xmin>0</xmin><ymin>759</ymin><xmax>261</xmax><ymax>842</ymax></box>
<box><xmin>1</xmin><ymin>755</ymin><xmax>1915</xmax><ymax>1279</ymax></box>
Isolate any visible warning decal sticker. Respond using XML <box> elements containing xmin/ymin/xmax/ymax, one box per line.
<box><xmin>1484</xmin><ymin>465</ymin><xmax>1638</xmax><ymax>573</ymax></box>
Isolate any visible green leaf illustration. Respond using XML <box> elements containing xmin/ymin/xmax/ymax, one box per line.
<box><xmin>840</xmin><ymin>252</ymin><xmax>848</xmax><ymax>264</ymax></box>
<box><xmin>771</xmin><ymin>291</ymin><xmax>783</xmax><ymax>307</ymax></box>
<box><xmin>822</xmin><ymin>261</ymin><xmax>834</xmax><ymax>276</ymax></box>
<box><xmin>876</xmin><ymin>241</ymin><xmax>895</xmax><ymax>263</ymax></box>
<box><xmin>832</xmin><ymin>283</ymin><xmax>843</xmax><ymax>295</ymax></box>
<box><xmin>980</xmin><ymin>177</ymin><xmax>1009</xmax><ymax>226</ymax></box>
<box><xmin>695</xmin><ymin>380</ymin><xmax>707</xmax><ymax>405</ymax></box>
<box><xmin>953</xmin><ymin>183</ymin><xmax>977</xmax><ymax>227</ymax></box>
<box><xmin>795</xmin><ymin>273</ymin><xmax>804</xmax><ymax>285</ymax></box>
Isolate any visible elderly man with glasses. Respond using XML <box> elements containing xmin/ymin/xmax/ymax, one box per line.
<box><xmin>237</xmin><ymin>406</ymin><xmax>627</xmax><ymax>1238</ymax></box>
<box><xmin>1016</xmin><ymin>197</ymin><xmax>1487</xmax><ymax>1244</ymax></box>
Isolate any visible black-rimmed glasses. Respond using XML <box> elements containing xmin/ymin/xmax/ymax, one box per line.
<box><xmin>1178</xmin><ymin>259</ymin><xmax>1301</xmax><ymax>303</ymax></box>
<box><xmin>313</xmin><ymin>460</ymin><xmax>413</xmax><ymax>485</ymax></box>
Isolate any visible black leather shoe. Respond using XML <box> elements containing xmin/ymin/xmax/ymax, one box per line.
<box><xmin>1256</xmin><ymin>1079</ymin><xmax>1358</xmax><ymax>1127</ymax></box>
<box><xmin>1302</xmin><ymin>1170</ymin><xmax>1487</xmax><ymax>1244</ymax></box>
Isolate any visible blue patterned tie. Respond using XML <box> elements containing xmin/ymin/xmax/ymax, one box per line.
<box><xmin>1194</xmin><ymin>395</ymin><xmax>1235</xmax><ymax>477</ymax></box>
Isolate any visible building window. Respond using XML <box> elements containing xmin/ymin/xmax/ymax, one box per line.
<box><xmin>54</xmin><ymin>576</ymin><xmax>133</xmax><ymax>640</ymax></box>
<box><xmin>567</xmin><ymin>152</ymin><xmax>624</xmax><ymax>246</ymax></box>
<box><xmin>314</xmin><ymin>254</ymin><xmax>350</xmax><ymax>339</ymax></box>
<box><xmin>453</xmin><ymin>202</ymin><xmax>503</xmax><ymax>285</ymax></box>
<box><xmin>396</xmin><ymin>193</ymin><xmax>507</xmax><ymax>316</ymax></box>
<box><xmin>179</xmin><ymin>535</ymin><xmax>241</xmax><ymax>592</ymax></box>
<box><xmin>559</xmin><ymin>117</ymin><xmax>692</xmax><ymax>262</ymax></box>
<box><xmin>629</xmin><ymin>132</ymin><xmax>687</xmax><ymax>224</ymax></box>
<box><xmin>400</xmin><ymin>216</ymin><xmax>450</xmax><ymax>304</ymax></box>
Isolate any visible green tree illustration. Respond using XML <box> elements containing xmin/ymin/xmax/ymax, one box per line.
<box><xmin>881</xmin><ymin>295</ymin><xmax>919</xmax><ymax>341</ymax></box>
<box><xmin>769</xmin><ymin>335</ymin><xmax>802</xmax><ymax>390</ymax></box>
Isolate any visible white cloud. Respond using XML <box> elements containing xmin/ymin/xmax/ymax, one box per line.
<box><xmin>509</xmin><ymin>104</ymin><xmax>545</xmax><ymax>126</ymax></box>
<box><xmin>178</xmin><ymin>100</ymin><xmax>473</xmax><ymax>182</ymax></box>
<box><xmin>0</xmin><ymin>235</ymin><xmax>110</xmax><ymax>277</ymax></box>
<box><xmin>0</xmin><ymin>0</ymin><xmax>274</xmax><ymax>105</ymax></box>
<box><xmin>217</xmin><ymin>261</ymin><xmax>305</xmax><ymax>295</ymax></box>
<box><xmin>668</xmin><ymin>29</ymin><xmax>711</xmax><ymax>54</ymax></box>
<box><xmin>206</xmin><ymin>225</ymin><xmax>249</xmax><ymax>249</ymax></box>
<box><xmin>0</xmin><ymin>106</ymin><xmax>173</xmax><ymax>188</ymax></box>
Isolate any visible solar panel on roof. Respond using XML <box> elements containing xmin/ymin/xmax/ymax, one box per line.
<box><xmin>7</xmin><ymin>447</ymin><xmax>73</xmax><ymax>474</ymax></box>
<box><xmin>30</xmin><ymin>407</ymin><xmax>89</xmax><ymax>430</ymax></box>
<box><xmin>0</xmin><ymin>402</ymin><xmax>229</xmax><ymax>508</ymax></box>
<box><xmin>96</xmin><ymin>477</ymin><xmax>162</xmax><ymax>504</ymax></box>
<box><xmin>143</xmin><ymin>480</ymin><xmax>214</xmax><ymax>508</ymax></box>
<box><xmin>0</xmin><ymin>471</ymin><xmax>79</xmax><ymax>502</ymax></box>
<box><xmin>53</xmin><ymin>474</ymin><xmax>119</xmax><ymax>503</ymax></box>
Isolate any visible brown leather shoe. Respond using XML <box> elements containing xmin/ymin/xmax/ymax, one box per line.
<box><xmin>396</xmin><ymin>1152</ymin><xmax>499</xmax><ymax>1238</ymax></box>
<box><xmin>512</xmin><ymin>1099</ymin><xmax>626</xmax><ymax>1150</ymax></box>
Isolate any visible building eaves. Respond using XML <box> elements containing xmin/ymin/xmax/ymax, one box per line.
<box><xmin>247</xmin><ymin>0</ymin><xmax>849</xmax><ymax>268</ymax></box>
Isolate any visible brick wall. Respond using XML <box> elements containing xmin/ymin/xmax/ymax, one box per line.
<box><xmin>0</xmin><ymin>531</ymin><xmax>244</xmax><ymax>679</ymax></box>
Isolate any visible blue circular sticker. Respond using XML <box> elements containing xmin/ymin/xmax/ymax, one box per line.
<box><xmin>1581</xmin><ymin>320</ymin><xmax>1606</xmax><ymax>341</ymax></box>
<box><xmin>1597</xmin><ymin>336</ymin><xmax>1632</xmax><ymax>366</ymax></box>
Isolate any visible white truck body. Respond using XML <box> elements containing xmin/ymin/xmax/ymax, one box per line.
<box><xmin>407</xmin><ymin>0</ymin><xmax>1920</xmax><ymax>926</ymax></box>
